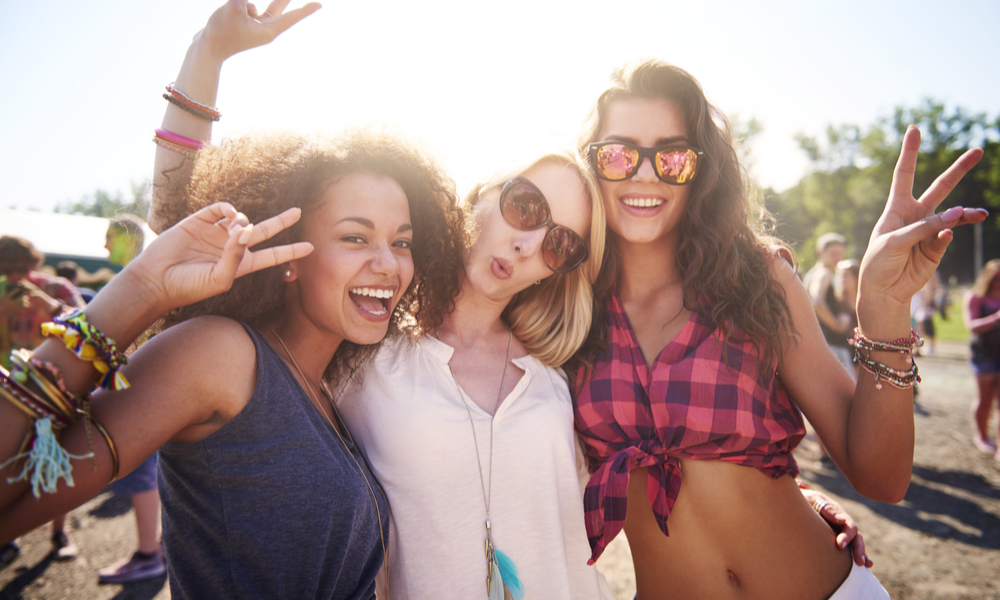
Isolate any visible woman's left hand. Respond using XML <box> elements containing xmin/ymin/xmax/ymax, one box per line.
<box><xmin>859</xmin><ymin>126</ymin><xmax>984</xmax><ymax>309</ymax></box>
<box><xmin>801</xmin><ymin>488</ymin><xmax>873</xmax><ymax>568</ymax></box>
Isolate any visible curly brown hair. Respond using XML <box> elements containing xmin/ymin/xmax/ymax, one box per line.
<box><xmin>574</xmin><ymin>59</ymin><xmax>794</xmax><ymax>372</ymax></box>
<box><xmin>159</xmin><ymin>128</ymin><xmax>466</xmax><ymax>379</ymax></box>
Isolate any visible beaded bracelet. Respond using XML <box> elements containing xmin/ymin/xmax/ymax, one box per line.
<box><xmin>164</xmin><ymin>84</ymin><xmax>221</xmax><ymax>121</ymax></box>
<box><xmin>41</xmin><ymin>310</ymin><xmax>129</xmax><ymax>391</ymax></box>
<box><xmin>850</xmin><ymin>328</ymin><xmax>924</xmax><ymax>355</ymax></box>
<box><xmin>854</xmin><ymin>352</ymin><xmax>921</xmax><ymax>390</ymax></box>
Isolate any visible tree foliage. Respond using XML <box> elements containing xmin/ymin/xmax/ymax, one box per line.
<box><xmin>55</xmin><ymin>181</ymin><xmax>150</xmax><ymax>220</ymax></box>
<box><xmin>767</xmin><ymin>99</ymin><xmax>999</xmax><ymax>282</ymax></box>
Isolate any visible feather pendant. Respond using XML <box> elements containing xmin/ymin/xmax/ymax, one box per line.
<box><xmin>488</xmin><ymin>549</ymin><xmax>505</xmax><ymax>600</ymax></box>
<box><xmin>495</xmin><ymin>548</ymin><xmax>524</xmax><ymax>600</ymax></box>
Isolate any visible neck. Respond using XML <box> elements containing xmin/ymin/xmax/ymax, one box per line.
<box><xmin>263</xmin><ymin>313</ymin><xmax>343</xmax><ymax>386</ymax></box>
<box><xmin>616</xmin><ymin>236</ymin><xmax>683</xmax><ymax>301</ymax></box>
<box><xmin>435</xmin><ymin>276</ymin><xmax>511</xmax><ymax>349</ymax></box>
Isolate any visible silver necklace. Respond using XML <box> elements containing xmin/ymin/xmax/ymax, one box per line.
<box><xmin>442</xmin><ymin>328</ymin><xmax>520</xmax><ymax>599</ymax></box>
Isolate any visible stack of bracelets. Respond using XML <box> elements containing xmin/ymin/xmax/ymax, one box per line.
<box><xmin>155</xmin><ymin>83</ymin><xmax>217</xmax><ymax>157</ymax></box>
<box><xmin>163</xmin><ymin>83</ymin><xmax>220</xmax><ymax>121</ymax></box>
<box><xmin>0</xmin><ymin>310</ymin><xmax>124</xmax><ymax>497</ymax></box>
<box><xmin>850</xmin><ymin>327</ymin><xmax>925</xmax><ymax>390</ymax></box>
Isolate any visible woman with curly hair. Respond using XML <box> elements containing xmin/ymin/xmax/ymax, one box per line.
<box><xmin>1</xmin><ymin>75</ymin><xmax>464</xmax><ymax>600</ymax></box>
<box><xmin>571</xmin><ymin>59</ymin><xmax>985</xmax><ymax>599</ymax></box>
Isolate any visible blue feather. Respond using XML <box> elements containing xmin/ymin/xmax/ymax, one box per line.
<box><xmin>495</xmin><ymin>548</ymin><xmax>525</xmax><ymax>600</ymax></box>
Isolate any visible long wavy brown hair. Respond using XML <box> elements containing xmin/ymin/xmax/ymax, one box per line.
<box><xmin>573</xmin><ymin>59</ymin><xmax>794</xmax><ymax>374</ymax></box>
<box><xmin>158</xmin><ymin>128</ymin><xmax>466</xmax><ymax>379</ymax></box>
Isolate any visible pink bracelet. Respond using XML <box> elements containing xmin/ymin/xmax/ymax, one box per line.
<box><xmin>154</xmin><ymin>128</ymin><xmax>206</xmax><ymax>150</ymax></box>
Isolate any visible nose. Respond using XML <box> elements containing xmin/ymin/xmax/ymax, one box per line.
<box><xmin>513</xmin><ymin>228</ymin><xmax>547</xmax><ymax>260</ymax></box>
<box><xmin>369</xmin><ymin>241</ymin><xmax>402</xmax><ymax>276</ymax></box>
<box><xmin>633</xmin><ymin>155</ymin><xmax>659</xmax><ymax>183</ymax></box>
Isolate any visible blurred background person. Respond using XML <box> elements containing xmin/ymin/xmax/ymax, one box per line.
<box><xmin>56</xmin><ymin>261</ymin><xmax>97</xmax><ymax>303</ymax></box>
<box><xmin>835</xmin><ymin>259</ymin><xmax>861</xmax><ymax>380</ymax></box>
<box><xmin>0</xmin><ymin>236</ymin><xmax>85</xmax><ymax>564</ymax></box>
<box><xmin>912</xmin><ymin>271</ymin><xmax>941</xmax><ymax>355</ymax></box>
<box><xmin>806</xmin><ymin>233</ymin><xmax>854</xmax><ymax>373</ymax></box>
<box><xmin>94</xmin><ymin>214</ymin><xmax>166</xmax><ymax>583</ymax></box>
<box><xmin>963</xmin><ymin>259</ymin><xmax>1000</xmax><ymax>459</ymax></box>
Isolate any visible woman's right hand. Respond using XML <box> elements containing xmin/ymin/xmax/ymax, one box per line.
<box><xmin>129</xmin><ymin>203</ymin><xmax>313</xmax><ymax>313</ymax></box>
<box><xmin>196</xmin><ymin>0</ymin><xmax>322</xmax><ymax>64</ymax></box>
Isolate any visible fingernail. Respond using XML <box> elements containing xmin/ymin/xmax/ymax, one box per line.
<box><xmin>238</xmin><ymin>223</ymin><xmax>254</xmax><ymax>244</ymax></box>
<box><xmin>942</xmin><ymin>206</ymin><xmax>963</xmax><ymax>220</ymax></box>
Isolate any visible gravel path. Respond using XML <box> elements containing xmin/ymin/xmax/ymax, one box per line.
<box><xmin>2</xmin><ymin>341</ymin><xmax>998</xmax><ymax>599</ymax></box>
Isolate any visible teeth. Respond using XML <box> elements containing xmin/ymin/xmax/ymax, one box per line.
<box><xmin>350</xmin><ymin>287</ymin><xmax>394</xmax><ymax>299</ymax></box>
<box><xmin>621</xmin><ymin>197</ymin><xmax>664</xmax><ymax>208</ymax></box>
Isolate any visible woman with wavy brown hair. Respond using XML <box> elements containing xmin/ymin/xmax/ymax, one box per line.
<box><xmin>572</xmin><ymin>59</ymin><xmax>985</xmax><ymax>599</ymax></box>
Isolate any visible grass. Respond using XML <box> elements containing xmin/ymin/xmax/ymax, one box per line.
<box><xmin>929</xmin><ymin>289</ymin><xmax>969</xmax><ymax>343</ymax></box>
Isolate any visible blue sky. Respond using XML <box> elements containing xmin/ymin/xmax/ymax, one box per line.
<box><xmin>1</xmin><ymin>0</ymin><xmax>997</xmax><ymax>212</ymax></box>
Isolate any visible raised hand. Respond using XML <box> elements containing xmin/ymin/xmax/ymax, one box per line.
<box><xmin>197</xmin><ymin>0</ymin><xmax>322</xmax><ymax>63</ymax></box>
<box><xmin>130</xmin><ymin>203</ymin><xmax>313</xmax><ymax>313</ymax></box>
<box><xmin>859</xmin><ymin>126</ymin><xmax>985</xmax><ymax>307</ymax></box>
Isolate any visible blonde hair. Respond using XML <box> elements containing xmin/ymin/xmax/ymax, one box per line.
<box><xmin>462</xmin><ymin>151</ymin><xmax>606</xmax><ymax>367</ymax></box>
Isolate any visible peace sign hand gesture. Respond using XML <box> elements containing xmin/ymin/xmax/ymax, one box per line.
<box><xmin>858</xmin><ymin>126</ymin><xmax>985</xmax><ymax>310</ymax></box>
<box><xmin>125</xmin><ymin>203</ymin><xmax>313</xmax><ymax>315</ymax></box>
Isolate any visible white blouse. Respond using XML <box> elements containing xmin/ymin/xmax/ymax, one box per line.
<box><xmin>334</xmin><ymin>334</ymin><xmax>613</xmax><ymax>600</ymax></box>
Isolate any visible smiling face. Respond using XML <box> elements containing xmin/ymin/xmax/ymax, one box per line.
<box><xmin>464</xmin><ymin>161</ymin><xmax>591</xmax><ymax>303</ymax></box>
<box><xmin>289</xmin><ymin>173</ymin><xmax>415</xmax><ymax>346</ymax></box>
<box><xmin>596</xmin><ymin>97</ymin><xmax>691</xmax><ymax>249</ymax></box>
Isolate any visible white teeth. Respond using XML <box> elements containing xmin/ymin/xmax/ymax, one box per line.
<box><xmin>621</xmin><ymin>197</ymin><xmax>664</xmax><ymax>208</ymax></box>
<box><xmin>350</xmin><ymin>287</ymin><xmax>394</xmax><ymax>299</ymax></box>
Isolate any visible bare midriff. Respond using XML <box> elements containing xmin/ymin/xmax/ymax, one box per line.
<box><xmin>624</xmin><ymin>460</ymin><xmax>852</xmax><ymax>600</ymax></box>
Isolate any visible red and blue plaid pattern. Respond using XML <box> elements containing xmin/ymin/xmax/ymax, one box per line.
<box><xmin>573</xmin><ymin>287</ymin><xmax>806</xmax><ymax>564</ymax></box>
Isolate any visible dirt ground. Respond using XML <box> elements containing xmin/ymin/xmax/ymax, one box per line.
<box><xmin>2</xmin><ymin>340</ymin><xmax>998</xmax><ymax>599</ymax></box>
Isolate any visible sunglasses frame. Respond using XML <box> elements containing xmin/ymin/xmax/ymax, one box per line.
<box><xmin>588</xmin><ymin>142</ymin><xmax>704</xmax><ymax>185</ymax></box>
<box><xmin>498</xmin><ymin>176</ymin><xmax>589</xmax><ymax>274</ymax></box>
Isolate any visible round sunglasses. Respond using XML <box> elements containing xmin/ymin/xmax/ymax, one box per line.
<box><xmin>589</xmin><ymin>142</ymin><xmax>703</xmax><ymax>185</ymax></box>
<box><xmin>498</xmin><ymin>177</ymin><xmax>589</xmax><ymax>274</ymax></box>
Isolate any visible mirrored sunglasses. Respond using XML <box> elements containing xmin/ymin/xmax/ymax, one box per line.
<box><xmin>589</xmin><ymin>142</ymin><xmax>703</xmax><ymax>185</ymax></box>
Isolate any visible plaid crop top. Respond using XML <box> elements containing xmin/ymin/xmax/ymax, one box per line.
<box><xmin>573</xmin><ymin>287</ymin><xmax>806</xmax><ymax>564</ymax></box>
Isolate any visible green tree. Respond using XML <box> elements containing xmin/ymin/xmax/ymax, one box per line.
<box><xmin>56</xmin><ymin>181</ymin><xmax>150</xmax><ymax>220</ymax></box>
<box><xmin>768</xmin><ymin>99</ymin><xmax>998</xmax><ymax>282</ymax></box>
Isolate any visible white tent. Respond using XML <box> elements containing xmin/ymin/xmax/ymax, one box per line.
<box><xmin>0</xmin><ymin>208</ymin><xmax>156</xmax><ymax>264</ymax></box>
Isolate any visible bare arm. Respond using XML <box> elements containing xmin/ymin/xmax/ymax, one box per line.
<box><xmin>0</xmin><ymin>204</ymin><xmax>310</xmax><ymax>528</ymax></box>
<box><xmin>778</xmin><ymin>127</ymin><xmax>985</xmax><ymax>503</ymax></box>
<box><xmin>150</xmin><ymin>0</ymin><xmax>321</xmax><ymax>232</ymax></box>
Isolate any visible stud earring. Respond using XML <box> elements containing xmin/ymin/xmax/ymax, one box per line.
<box><xmin>284</xmin><ymin>269</ymin><xmax>292</xmax><ymax>278</ymax></box>
<box><xmin>534</xmin><ymin>280</ymin><xmax>541</xmax><ymax>286</ymax></box>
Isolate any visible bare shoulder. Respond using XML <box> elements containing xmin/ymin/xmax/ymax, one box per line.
<box><xmin>139</xmin><ymin>316</ymin><xmax>255</xmax><ymax>369</ymax></box>
<box><xmin>125</xmin><ymin>316</ymin><xmax>259</xmax><ymax>428</ymax></box>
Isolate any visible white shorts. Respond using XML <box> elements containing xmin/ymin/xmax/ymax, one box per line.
<box><xmin>828</xmin><ymin>561</ymin><xmax>890</xmax><ymax>599</ymax></box>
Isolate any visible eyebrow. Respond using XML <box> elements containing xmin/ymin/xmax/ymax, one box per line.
<box><xmin>335</xmin><ymin>217</ymin><xmax>412</xmax><ymax>233</ymax></box>
<box><xmin>605</xmin><ymin>134</ymin><xmax>691</xmax><ymax>146</ymax></box>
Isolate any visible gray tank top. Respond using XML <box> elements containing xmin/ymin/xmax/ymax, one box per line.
<box><xmin>157</xmin><ymin>323</ymin><xmax>388</xmax><ymax>599</ymax></box>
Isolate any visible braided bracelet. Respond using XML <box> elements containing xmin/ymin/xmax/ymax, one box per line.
<box><xmin>153</xmin><ymin>135</ymin><xmax>199</xmax><ymax>158</ymax></box>
<box><xmin>41</xmin><ymin>310</ymin><xmax>129</xmax><ymax>391</ymax></box>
